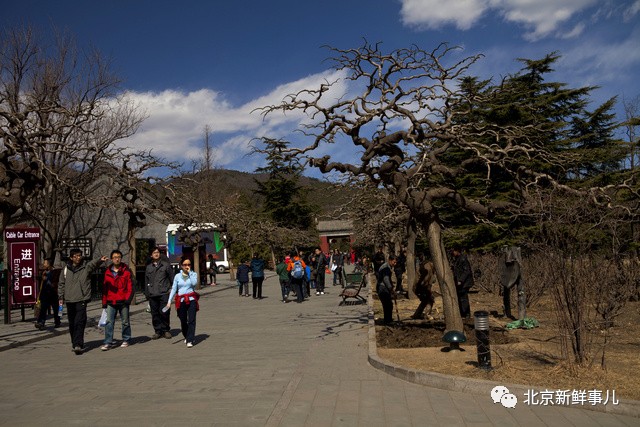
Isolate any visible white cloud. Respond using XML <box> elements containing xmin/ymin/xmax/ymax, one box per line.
<box><xmin>494</xmin><ymin>0</ymin><xmax>599</xmax><ymax>41</ymax></box>
<box><xmin>120</xmin><ymin>69</ymin><xmax>349</xmax><ymax>171</ymax></box>
<box><xmin>559</xmin><ymin>22</ymin><xmax>586</xmax><ymax>39</ymax></box>
<box><xmin>399</xmin><ymin>0</ymin><xmax>600</xmax><ymax>40</ymax></box>
<box><xmin>560</xmin><ymin>28</ymin><xmax>640</xmax><ymax>88</ymax></box>
<box><xmin>624</xmin><ymin>0</ymin><xmax>640</xmax><ymax>21</ymax></box>
<box><xmin>400</xmin><ymin>0</ymin><xmax>489</xmax><ymax>30</ymax></box>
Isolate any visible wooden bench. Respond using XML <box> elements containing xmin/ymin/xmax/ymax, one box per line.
<box><xmin>339</xmin><ymin>273</ymin><xmax>366</xmax><ymax>305</ymax></box>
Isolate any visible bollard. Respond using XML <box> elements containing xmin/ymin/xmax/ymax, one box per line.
<box><xmin>474</xmin><ymin>310</ymin><xmax>492</xmax><ymax>370</ymax></box>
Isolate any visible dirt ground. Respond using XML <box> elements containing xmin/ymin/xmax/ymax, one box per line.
<box><xmin>373</xmin><ymin>288</ymin><xmax>640</xmax><ymax>401</ymax></box>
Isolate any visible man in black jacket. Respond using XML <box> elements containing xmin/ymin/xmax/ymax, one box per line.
<box><xmin>377</xmin><ymin>254</ymin><xmax>397</xmax><ymax>324</ymax></box>
<box><xmin>314</xmin><ymin>248</ymin><xmax>327</xmax><ymax>295</ymax></box>
<box><xmin>452</xmin><ymin>246</ymin><xmax>474</xmax><ymax>319</ymax></box>
<box><xmin>145</xmin><ymin>247</ymin><xmax>174</xmax><ymax>339</ymax></box>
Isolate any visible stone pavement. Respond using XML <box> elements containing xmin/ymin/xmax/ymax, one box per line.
<box><xmin>0</xmin><ymin>272</ymin><xmax>638</xmax><ymax>426</ymax></box>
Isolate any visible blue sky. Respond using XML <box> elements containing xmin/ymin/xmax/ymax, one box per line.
<box><xmin>3</xmin><ymin>0</ymin><xmax>640</xmax><ymax>175</ymax></box>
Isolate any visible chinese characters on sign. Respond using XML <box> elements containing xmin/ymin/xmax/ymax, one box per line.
<box><xmin>5</xmin><ymin>227</ymin><xmax>41</xmax><ymax>306</ymax></box>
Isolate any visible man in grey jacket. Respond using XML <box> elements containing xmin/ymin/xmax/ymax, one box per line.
<box><xmin>145</xmin><ymin>247</ymin><xmax>174</xmax><ymax>339</ymax></box>
<box><xmin>58</xmin><ymin>248</ymin><xmax>107</xmax><ymax>354</ymax></box>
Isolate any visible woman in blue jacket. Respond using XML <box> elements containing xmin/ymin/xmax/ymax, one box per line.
<box><xmin>165</xmin><ymin>258</ymin><xmax>199</xmax><ymax>347</ymax></box>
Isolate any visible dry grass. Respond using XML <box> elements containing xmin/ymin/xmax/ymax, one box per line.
<box><xmin>374</xmin><ymin>290</ymin><xmax>640</xmax><ymax>401</ymax></box>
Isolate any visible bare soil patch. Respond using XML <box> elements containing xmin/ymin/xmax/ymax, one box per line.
<box><xmin>374</xmin><ymin>289</ymin><xmax>640</xmax><ymax>401</ymax></box>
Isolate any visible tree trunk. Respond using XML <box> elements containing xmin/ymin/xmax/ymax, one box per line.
<box><xmin>127</xmin><ymin>225</ymin><xmax>138</xmax><ymax>305</ymax></box>
<box><xmin>427</xmin><ymin>220</ymin><xmax>463</xmax><ymax>332</ymax></box>
<box><xmin>405</xmin><ymin>219</ymin><xmax>417</xmax><ymax>298</ymax></box>
<box><xmin>0</xmin><ymin>211</ymin><xmax>8</xmax><ymax>236</ymax></box>
<box><xmin>269</xmin><ymin>246</ymin><xmax>276</xmax><ymax>271</ymax></box>
<box><xmin>228</xmin><ymin>244</ymin><xmax>236</xmax><ymax>281</ymax></box>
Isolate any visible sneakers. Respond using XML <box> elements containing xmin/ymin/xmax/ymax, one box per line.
<box><xmin>186</xmin><ymin>342</ymin><xmax>194</xmax><ymax>348</ymax></box>
<box><xmin>120</xmin><ymin>341</ymin><xmax>129</xmax><ymax>348</ymax></box>
<box><xmin>320</xmin><ymin>292</ymin><xmax>325</xmax><ymax>295</ymax></box>
<box><xmin>73</xmin><ymin>346</ymin><xmax>83</xmax><ymax>355</ymax></box>
<box><xmin>316</xmin><ymin>292</ymin><xmax>320</xmax><ymax>296</ymax></box>
<box><xmin>151</xmin><ymin>333</ymin><xmax>161</xmax><ymax>340</ymax></box>
<box><xmin>163</xmin><ymin>331</ymin><xmax>172</xmax><ymax>339</ymax></box>
<box><xmin>101</xmin><ymin>343</ymin><xmax>113</xmax><ymax>351</ymax></box>
<box><xmin>34</xmin><ymin>323</ymin><xmax>45</xmax><ymax>330</ymax></box>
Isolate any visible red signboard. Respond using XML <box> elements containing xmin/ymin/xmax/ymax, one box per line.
<box><xmin>5</xmin><ymin>227</ymin><xmax>40</xmax><ymax>306</ymax></box>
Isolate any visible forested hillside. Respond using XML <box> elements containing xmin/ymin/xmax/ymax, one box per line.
<box><xmin>193</xmin><ymin>169</ymin><xmax>355</xmax><ymax>219</ymax></box>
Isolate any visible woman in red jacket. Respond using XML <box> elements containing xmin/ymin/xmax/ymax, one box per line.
<box><xmin>101</xmin><ymin>250</ymin><xmax>135</xmax><ymax>350</ymax></box>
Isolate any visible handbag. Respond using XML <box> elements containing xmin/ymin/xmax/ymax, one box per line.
<box><xmin>33</xmin><ymin>280</ymin><xmax>44</xmax><ymax>319</ymax></box>
<box><xmin>33</xmin><ymin>299</ymin><xmax>42</xmax><ymax>319</ymax></box>
<box><xmin>98</xmin><ymin>309</ymin><xmax>108</xmax><ymax>327</ymax></box>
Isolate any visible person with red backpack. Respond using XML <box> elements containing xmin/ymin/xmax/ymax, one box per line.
<box><xmin>101</xmin><ymin>249</ymin><xmax>135</xmax><ymax>350</ymax></box>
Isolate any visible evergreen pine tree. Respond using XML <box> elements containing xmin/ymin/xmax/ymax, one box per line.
<box><xmin>253</xmin><ymin>138</ymin><xmax>315</xmax><ymax>229</ymax></box>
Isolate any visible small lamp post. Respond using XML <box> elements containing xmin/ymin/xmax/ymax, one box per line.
<box><xmin>474</xmin><ymin>310</ymin><xmax>492</xmax><ymax>370</ymax></box>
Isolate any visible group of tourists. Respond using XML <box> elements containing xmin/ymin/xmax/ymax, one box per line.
<box><xmin>234</xmin><ymin>254</ymin><xmax>266</xmax><ymax>298</ymax></box>
<box><xmin>273</xmin><ymin>247</ymin><xmax>331</xmax><ymax>303</ymax></box>
<box><xmin>37</xmin><ymin>242</ymin><xmax>478</xmax><ymax>353</ymax></box>
<box><xmin>42</xmin><ymin>246</ymin><xmax>199</xmax><ymax>355</ymax></box>
<box><xmin>234</xmin><ymin>247</ymin><xmax>350</xmax><ymax>304</ymax></box>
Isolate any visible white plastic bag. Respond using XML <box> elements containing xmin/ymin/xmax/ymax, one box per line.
<box><xmin>98</xmin><ymin>309</ymin><xmax>108</xmax><ymax>327</ymax></box>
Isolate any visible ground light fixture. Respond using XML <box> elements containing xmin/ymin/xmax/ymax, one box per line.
<box><xmin>442</xmin><ymin>330</ymin><xmax>466</xmax><ymax>352</ymax></box>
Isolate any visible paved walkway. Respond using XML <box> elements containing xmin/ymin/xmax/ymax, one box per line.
<box><xmin>0</xmin><ymin>272</ymin><xmax>638</xmax><ymax>426</ymax></box>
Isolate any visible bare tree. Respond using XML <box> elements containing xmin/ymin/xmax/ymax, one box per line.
<box><xmin>110</xmin><ymin>153</ymin><xmax>187</xmax><ymax>270</ymax></box>
<box><xmin>258</xmin><ymin>43</ymin><xmax>505</xmax><ymax>331</ymax></box>
<box><xmin>201</xmin><ymin>124</ymin><xmax>214</xmax><ymax>172</ymax></box>
<box><xmin>622</xmin><ymin>94</ymin><xmax>640</xmax><ymax>170</ymax></box>
<box><xmin>0</xmin><ymin>26</ymin><xmax>143</xmax><ymax>236</ymax></box>
<box><xmin>258</xmin><ymin>42</ymin><xmax>636</xmax><ymax>332</ymax></box>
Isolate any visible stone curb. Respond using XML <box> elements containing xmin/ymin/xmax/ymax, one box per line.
<box><xmin>365</xmin><ymin>287</ymin><xmax>640</xmax><ymax>418</ymax></box>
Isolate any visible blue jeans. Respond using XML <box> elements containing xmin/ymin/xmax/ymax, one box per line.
<box><xmin>238</xmin><ymin>281</ymin><xmax>249</xmax><ymax>295</ymax></box>
<box><xmin>279</xmin><ymin>279</ymin><xmax>290</xmax><ymax>300</ymax></box>
<box><xmin>104</xmin><ymin>304</ymin><xmax>131</xmax><ymax>344</ymax></box>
